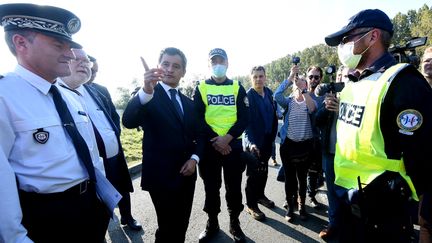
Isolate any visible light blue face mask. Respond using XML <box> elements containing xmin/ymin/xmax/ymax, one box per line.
<box><xmin>212</xmin><ymin>64</ymin><xmax>227</xmax><ymax>78</ymax></box>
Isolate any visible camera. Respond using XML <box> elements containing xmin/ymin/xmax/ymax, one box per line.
<box><xmin>292</xmin><ymin>56</ymin><xmax>300</xmax><ymax>65</ymax></box>
<box><xmin>325</xmin><ymin>65</ymin><xmax>337</xmax><ymax>75</ymax></box>
<box><xmin>314</xmin><ymin>82</ymin><xmax>345</xmax><ymax>96</ymax></box>
<box><xmin>389</xmin><ymin>37</ymin><xmax>427</xmax><ymax>69</ymax></box>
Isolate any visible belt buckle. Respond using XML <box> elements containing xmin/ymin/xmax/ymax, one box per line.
<box><xmin>79</xmin><ymin>181</ymin><xmax>88</xmax><ymax>194</ymax></box>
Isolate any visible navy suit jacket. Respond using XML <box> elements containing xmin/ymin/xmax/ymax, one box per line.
<box><xmin>243</xmin><ymin>87</ymin><xmax>278</xmax><ymax>149</ymax></box>
<box><xmin>84</xmin><ymin>84</ymin><xmax>134</xmax><ymax>192</ymax></box>
<box><xmin>122</xmin><ymin>83</ymin><xmax>205</xmax><ymax>191</ymax></box>
<box><xmin>90</xmin><ymin>83</ymin><xmax>121</xmax><ymax>131</ymax></box>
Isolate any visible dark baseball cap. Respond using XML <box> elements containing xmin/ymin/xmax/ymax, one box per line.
<box><xmin>325</xmin><ymin>9</ymin><xmax>393</xmax><ymax>47</ymax></box>
<box><xmin>0</xmin><ymin>3</ymin><xmax>82</xmax><ymax>48</ymax></box>
<box><xmin>209</xmin><ymin>48</ymin><xmax>228</xmax><ymax>60</ymax></box>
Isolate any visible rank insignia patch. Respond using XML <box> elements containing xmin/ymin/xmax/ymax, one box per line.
<box><xmin>244</xmin><ymin>97</ymin><xmax>249</xmax><ymax>107</ymax></box>
<box><xmin>397</xmin><ymin>109</ymin><xmax>423</xmax><ymax>134</ymax></box>
<box><xmin>33</xmin><ymin>128</ymin><xmax>49</xmax><ymax>144</ymax></box>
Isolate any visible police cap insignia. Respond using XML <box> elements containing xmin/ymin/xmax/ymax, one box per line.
<box><xmin>0</xmin><ymin>3</ymin><xmax>82</xmax><ymax>48</ymax></box>
<box><xmin>33</xmin><ymin>128</ymin><xmax>49</xmax><ymax>144</ymax></box>
<box><xmin>397</xmin><ymin>109</ymin><xmax>423</xmax><ymax>135</ymax></box>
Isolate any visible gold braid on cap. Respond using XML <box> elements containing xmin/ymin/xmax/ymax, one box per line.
<box><xmin>1</xmin><ymin>15</ymin><xmax>80</xmax><ymax>37</ymax></box>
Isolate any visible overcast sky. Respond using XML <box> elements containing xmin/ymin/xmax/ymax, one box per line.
<box><xmin>0</xmin><ymin>0</ymin><xmax>429</xmax><ymax>99</ymax></box>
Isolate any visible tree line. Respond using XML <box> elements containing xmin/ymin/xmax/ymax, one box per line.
<box><xmin>115</xmin><ymin>4</ymin><xmax>431</xmax><ymax>109</ymax></box>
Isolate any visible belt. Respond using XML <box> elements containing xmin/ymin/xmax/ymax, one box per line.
<box><xmin>19</xmin><ymin>180</ymin><xmax>93</xmax><ymax>200</ymax></box>
<box><xmin>66</xmin><ymin>180</ymin><xmax>92</xmax><ymax>195</ymax></box>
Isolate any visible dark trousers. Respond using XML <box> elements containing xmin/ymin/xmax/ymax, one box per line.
<box><xmin>19</xmin><ymin>182</ymin><xmax>110</xmax><ymax>243</ymax></box>
<box><xmin>279</xmin><ymin>139</ymin><xmax>311</xmax><ymax>202</ymax></box>
<box><xmin>307</xmin><ymin>138</ymin><xmax>323</xmax><ymax>198</ymax></box>
<box><xmin>245</xmin><ymin>135</ymin><xmax>273</xmax><ymax>208</ymax></box>
<box><xmin>104</xmin><ymin>155</ymin><xmax>134</xmax><ymax>221</ymax></box>
<box><xmin>199</xmin><ymin>146</ymin><xmax>246</xmax><ymax>217</ymax></box>
<box><xmin>322</xmin><ymin>152</ymin><xmax>342</xmax><ymax>228</ymax></box>
<box><xmin>149</xmin><ymin>181</ymin><xmax>195</xmax><ymax>243</ymax></box>
<box><xmin>419</xmin><ymin>193</ymin><xmax>432</xmax><ymax>243</ymax></box>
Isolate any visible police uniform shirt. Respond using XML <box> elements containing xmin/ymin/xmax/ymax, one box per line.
<box><xmin>0</xmin><ymin>65</ymin><xmax>103</xmax><ymax>194</ymax></box>
<box><xmin>347</xmin><ymin>52</ymin><xmax>432</xmax><ymax>195</ymax></box>
<box><xmin>55</xmin><ymin>79</ymin><xmax>108</xmax><ymax>164</ymax></box>
<box><xmin>76</xmin><ymin>85</ymin><xmax>119</xmax><ymax>158</ymax></box>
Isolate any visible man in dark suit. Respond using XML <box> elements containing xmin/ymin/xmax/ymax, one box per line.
<box><xmin>60</xmin><ymin>49</ymin><xmax>141</xmax><ymax>231</ymax></box>
<box><xmin>122</xmin><ymin>47</ymin><xmax>205</xmax><ymax>243</ymax></box>
<box><xmin>87</xmin><ymin>56</ymin><xmax>121</xmax><ymax>130</ymax></box>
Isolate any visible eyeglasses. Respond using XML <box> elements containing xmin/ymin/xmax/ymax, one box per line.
<box><xmin>71</xmin><ymin>58</ymin><xmax>93</xmax><ymax>68</ymax></box>
<box><xmin>340</xmin><ymin>29</ymin><xmax>372</xmax><ymax>44</ymax></box>
<box><xmin>308</xmin><ymin>75</ymin><xmax>320</xmax><ymax>80</ymax></box>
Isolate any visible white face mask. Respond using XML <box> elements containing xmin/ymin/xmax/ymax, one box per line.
<box><xmin>337</xmin><ymin>31</ymin><xmax>372</xmax><ymax>69</ymax></box>
<box><xmin>212</xmin><ymin>64</ymin><xmax>227</xmax><ymax>78</ymax></box>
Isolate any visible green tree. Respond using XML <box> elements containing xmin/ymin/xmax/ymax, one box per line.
<box><xmin>115</xmin><ymin>87</ymin><xmax>132</xmax><ymax>110</ymax></box>
<box><xmin>410</xmin><ymin>4</ymin><xmax>432</xmax><ymax>56</ymax></box>
<box><xmin>392</xmin><ymin>12</ymin><xmax>415</xmax><ymax>45</ymax></box>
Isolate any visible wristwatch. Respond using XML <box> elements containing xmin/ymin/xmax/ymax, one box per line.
<box><xmin>301</xmin><ymin>89</ymin><xmax>308</xmax><ymax>94</ymax></box>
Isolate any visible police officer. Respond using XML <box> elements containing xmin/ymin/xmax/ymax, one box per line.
<box><xmin>0</xmin><ymin>4</ymin><xmax>111</xmax><ymax>242</ymax></box>
<box><xmin>194</xmin><ymin>48</ymin><xmax>248</xmax><ymax>243</ymax></box>
<box><xmin>325</xmin><ymin>9</ymin><xmax>432</xmax><ymax>242</ymax></box>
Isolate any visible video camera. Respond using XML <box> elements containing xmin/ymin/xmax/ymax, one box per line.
<box><xmin>389</xmin><ymin>37</ymin><xmax>427</xmax><ymax>69</ymax></box>
<box><xmin>315</xmin><ymin>82</ymin><xmax>345</xmax><ymax>96</ymax></box>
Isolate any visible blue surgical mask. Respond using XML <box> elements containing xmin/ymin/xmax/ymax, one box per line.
<box><xmin>212</xmin><ymin>64</ymin><xmax>227</xmax><ymax>78</ymax></box>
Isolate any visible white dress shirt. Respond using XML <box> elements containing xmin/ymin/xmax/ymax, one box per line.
<box><xmin>76</xmin><ymin>85</ymin><xmax>119</xmax><ymax>158</ymax></box>
<box><xmin>137</xmin><ymin>82</ymin><xmax>199</xmax><ymax>163</ymax></box>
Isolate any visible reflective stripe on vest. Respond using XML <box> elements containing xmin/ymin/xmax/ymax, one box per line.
<box><xmin>335</xmin><ymin>63</ymin><xmax>418</xmax><ymax>200</ymax></box>
<box><xmin>198</xmin><ymin>80</ymin><xmax>239</xmax><ymax>136</ymax></box>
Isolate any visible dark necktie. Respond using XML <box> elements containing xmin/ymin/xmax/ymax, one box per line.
<box><xmin>49</xmin><ymin>85</ymin><xmax>96</xmax><ymax>182</ymax></box>
<box><xmin>59</xmin><ymin>84</ymin><xmax>107</xmax><ymax>159</ymax></box>
<box><xmin>169</xmin><ymin>89</ymin><xmax>183</xmax><ymax>119</ymax></box>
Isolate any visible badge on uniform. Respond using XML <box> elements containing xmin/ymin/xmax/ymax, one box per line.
<box><xmin>244</xmin><ymin>97</ymin><xmax>249</xmax><ymax>107</ymax></box>
<box><xmin>33</xmin><ymin>128</ymin><xmax>49</xmax><ymax>144</ymax></box>
<box><xmin>397</xmin><ymin>109</ymin><xmax>423</xmax><ymax>135</ymax></box>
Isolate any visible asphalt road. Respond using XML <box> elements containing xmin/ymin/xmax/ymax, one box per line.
<box><xmin>105</xmin><ymin>141</ymin><xmax>334</xmax><ymax>243</ymax></box>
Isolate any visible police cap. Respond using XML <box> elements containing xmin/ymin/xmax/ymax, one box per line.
<box><xmin>209</xmin><ymin>48</ymin><xmax>228</xmax><ymax>60</ymax></box>
<box><xmin>325</xmin><ymin>9</ymin><xmax>393</xmax><ymax>47</ymax></box>
<box><xmin>0</xmin><ymin>3</ymin><xmax>82</xmax><ymax>48</ymax></box>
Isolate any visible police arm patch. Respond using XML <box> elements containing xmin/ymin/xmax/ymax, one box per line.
<box><xmin>396</xmin><ymin>109</ymin><xmax>423</xmax><ymax>134</ymax></box>
<box><xmin>244</xmin><ymin>97</ymin><xmax>249</xmax><ymax>107</ymax></box>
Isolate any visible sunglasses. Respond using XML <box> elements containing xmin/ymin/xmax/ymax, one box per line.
<box><xmin>341</xmin><ymin>29</ymin><xmax>372</xmax><ymax>44</ymax></box>
<box><xmin>308</xmin><ymin>75</ymin><xmax>320</xmax><ymax>80</ymax></box>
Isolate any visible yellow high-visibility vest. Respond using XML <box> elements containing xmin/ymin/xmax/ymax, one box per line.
<box><xmin>335</xmin><ymin>63</ymin><xmax>418</xmax><ymax>200</ymax></box>
<box><xmin>198</xmin><ymin>80</ymin><xmax>239</xmax><ymax>136</ymax></box>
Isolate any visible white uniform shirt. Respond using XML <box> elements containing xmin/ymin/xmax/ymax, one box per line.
<box><xmin>68</xmin><ymin>84</ymin><xmax>119</xmax><ymax>159</ymax></box>
<box><xmin>0</xmin><ymin>65</ymin><xmax>104</xmax><ymax>242</ymax></box>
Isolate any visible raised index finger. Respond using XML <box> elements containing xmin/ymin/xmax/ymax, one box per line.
<box><xmin>140</xmin><ymin>56</ymin><xmax>150</xmax><ymax>71</ymax></box>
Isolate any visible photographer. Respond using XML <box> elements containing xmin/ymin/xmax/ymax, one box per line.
<box><xmin>325</xmin><ymin>9</ymin><xmax>432</xmax><ymax>242</ymax></box>
<box><xmin>421</xmin><ymin>46</ymin><xmax>432</xmax><ymax>87</ymax></box>
<box><xmin>315</xmin><ymin>65</ymin><xmax>351</xmax><ymax>240</ymax></box>
<box><xmin>305</xmin><ymin>66</ymin><xmax>325</xmax><ymax>210</ymax></box>
<box><xmin>419</xmin><ymin>46</ymin><xmax>432</xmax><ymax>243</ymax></box>
<box><xmin>275</xmin><ymin>65</ymin><xmax>317</xmax><ymax>223</ymax></box>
